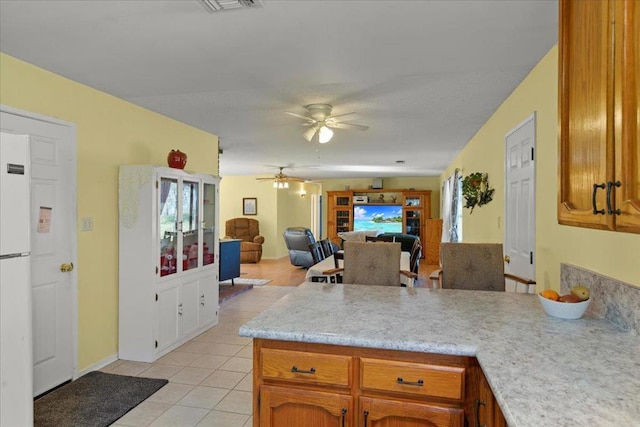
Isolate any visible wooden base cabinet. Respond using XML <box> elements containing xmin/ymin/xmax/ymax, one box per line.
<box><xmin>253</xmin><ymin>339</ymin><xmax>501</xmax><ymax>427</ymax></box>
<box><xmin>360</xmin><ymin>397</ymin><xmax>463</xmax><ymax>427</ymax></box>
<box><xmin>261</xmin><ymin>386</ymin><xmax>353</xmax><ymax>427</ymax></box>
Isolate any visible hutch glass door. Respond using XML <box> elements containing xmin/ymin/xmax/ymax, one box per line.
<box><xmin>202</xmin><ymin>182</ymin><xmax>216</xmax><ymax>266</ymax></box>
<box><xmin>181</xmin><ymin>179</ymin><xmax>200</xmax><ymax>271</ymax></box>
<box><xmin>159</xmin><ymin>177</ymin><xmax>178</xmax><ymax>277</ymax></box>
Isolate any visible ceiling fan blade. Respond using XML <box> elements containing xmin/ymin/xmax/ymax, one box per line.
<box><xmin>285</xmin><ymin>111</ymin><xmax>315</xmax><ymax>123</ymax></box>
<box><xmin>303</xmin><ymin>127</ymin><xmax>318</xmax><ymax>142</ymax></box>
<box><xmin>286</xmin><ymin>177</ymin><xmax>305</xmax><ymax>182</ymax></box>
<box><xmin>256</xmin><ymin>177</ymin><xmax>274</xmax><ymax>181</ymax></box>
<box><xmin>327</xmin><ymin>122</ymin><xmax>369</xmax><ymax>131</ymax></box>
<box><xmin>327</xmin><ymin>112</ymin><xmax>362</xmax><ymax>123</ymax></box>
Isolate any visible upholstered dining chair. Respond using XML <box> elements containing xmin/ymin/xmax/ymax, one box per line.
<box><xmin>324</xmin><ymin>241</ymin><xmax>417</xmax><ymax>287</ymax></box>
<box><xmin>429</xmin><ymin>243</ymin><xmax>536</xmax><ymax>292</ymax></box>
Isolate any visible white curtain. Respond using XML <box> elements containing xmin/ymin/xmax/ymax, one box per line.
<box><xmin>441</xmin><ymin>169</ymin><xmax>462</xmax><ymax>242</ymax></box>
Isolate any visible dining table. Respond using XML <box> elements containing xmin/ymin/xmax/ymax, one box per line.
<box><xmin>305</xmin><ymin>251</ymin><xmax>414</xmax><ymax>286</ymax></box>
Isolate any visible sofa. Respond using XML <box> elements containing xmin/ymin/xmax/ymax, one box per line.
<box><xmin>282</xmin><ymin>227</ymin><xmax>317</xmax><ymax>268</ymax></box>
<box><xmin>224</xmin><ymin>218</ymin><xmax>264</xmax><ymax>263</ymax></box>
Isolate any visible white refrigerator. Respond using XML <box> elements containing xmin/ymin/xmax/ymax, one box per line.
<box><xmin>0</xmin><ymin>133</ymin><xmax>34</xmax><ymax>426</ymax></box>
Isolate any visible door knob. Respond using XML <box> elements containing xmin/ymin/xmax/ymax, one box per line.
<box><xmin>503</xmin><ymin>256</ymin><xmax>510</xmax><ymax>264</ymax></box>
<box><xmin>60</xmin><ymin>262</ymin><xmax>74</xmax><ymax>272</ymax></box>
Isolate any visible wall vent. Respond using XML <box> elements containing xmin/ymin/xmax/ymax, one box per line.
<box><xmin>197</xmin><ymin>0</ymin><xmax>264</xmax><ymax>13</ymax></box>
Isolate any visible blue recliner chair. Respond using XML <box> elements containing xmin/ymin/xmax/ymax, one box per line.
<box><xmin>283</xmin><ymin>227</ymin><xmax>318</xmax><ymax>268</ymax></box>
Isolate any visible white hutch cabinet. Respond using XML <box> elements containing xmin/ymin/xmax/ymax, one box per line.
<box><xmin>118</xmin><ymin>165</ymin><xmax>220</xmax><ymax>362</ymax></box>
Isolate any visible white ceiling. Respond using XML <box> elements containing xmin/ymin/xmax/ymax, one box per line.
<box><xmin>0</xmin><ymin>0</ymin><xmax>558</xmax><ymax>181</ymax></box>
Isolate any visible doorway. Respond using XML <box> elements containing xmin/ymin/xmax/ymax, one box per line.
<box><xmin>504</xmin><ymin>113</ymin><xmax>536</xmax><ymax>293</ymax></box>
<box><xmin>0</xmin><ymin>106</ymin><xmax>78</xmax><ymax>395</ymax></box>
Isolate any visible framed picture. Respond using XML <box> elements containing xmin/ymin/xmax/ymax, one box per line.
<box><xmin>243</xmin><ymin>198</ymin><xmax>257</xmax><ymax>215</ymax></box>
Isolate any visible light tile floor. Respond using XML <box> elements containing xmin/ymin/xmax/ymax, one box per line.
<box><xmin>107</xmin><ymin>285</ymin><xmax>295</xmax><ymax>427</ymax></box>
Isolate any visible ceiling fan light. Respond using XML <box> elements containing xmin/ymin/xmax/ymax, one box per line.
<box><xmin>318</xmin><ymin>125</ymin><xmax>333</xmax><ymax>143</ymax></box>
<box><xmin>284</xmin><ymin>181</ymin><xmax>289</xmax><ymax>189</ymax></box>
<box><xmin>303</xmin><ymin>127</ymin><xmax>317</xmax><ymax>142</ymax></box>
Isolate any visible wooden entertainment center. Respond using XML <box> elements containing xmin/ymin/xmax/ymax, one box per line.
<box><xmin>326</xmin><ymin>189</ymin><xmax>442</xmax><ymax>263</ymax></box>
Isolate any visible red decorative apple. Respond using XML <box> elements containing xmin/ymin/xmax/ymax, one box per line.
<box><xmin>167</xmin><ymin>149</ymin><xmax>187</xmax><ymax>169</ymax></box>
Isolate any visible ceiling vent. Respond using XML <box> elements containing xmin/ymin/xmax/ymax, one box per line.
<box><xmin>197</xmin><ymin>0</ymin><xmax>264</xmax><ymax>13</ymax></box>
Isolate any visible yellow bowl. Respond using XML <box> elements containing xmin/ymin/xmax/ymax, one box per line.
<box><xmin>538</xmin><ymin>294</ymin><xmax>590</xmax><ymax>319</ymax></box>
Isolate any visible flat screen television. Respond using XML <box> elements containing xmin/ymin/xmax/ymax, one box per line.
<box><xmin>353</xmin><ymin>204</ymin><xmax>403</xmax><ymax>234</ymax></box>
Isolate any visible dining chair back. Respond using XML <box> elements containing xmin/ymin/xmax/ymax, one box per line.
<box><xmin>308</xmin><ymin>241</ymin><xmax>325</xmax><ymax>265</ymax></box>
<box><xmin>320</xmin><ymin>238</ymin><xmax>337</xmax><ymax>258</ymax></box>
<box><xmin>431</xmin><ymin>243</ymin><xmax>536</xmax><ymax>292</ymax></box>
<box><xmin>342</xmin><ymin>241</ymin><xmax>402</xmax><ymax>286</ymax></box>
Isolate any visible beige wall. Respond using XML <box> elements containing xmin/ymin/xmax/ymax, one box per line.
<box><xmin>0</xmin><ymin>53</ymin><xmax>219</xmax><ymax>371</ymax></box>
<box><xmin>441</xmin><ymin>46</ymin><xmax>640</xmax><ymax>289</ymax></box>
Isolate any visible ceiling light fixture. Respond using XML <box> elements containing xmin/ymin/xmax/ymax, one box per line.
<box><xmin>318</xmin><ymin>125</ymin><xmax>333</xmax><ymax>144</ymax></box>
<box><xmin>272</xmin><ymin>179</ymin><xmax>289</xmax><ymax>189</ymax></box>
<box><xmin>197</xmin><ymin>0</ymin><xmax>263</xmax><ymax>13</ymax></box>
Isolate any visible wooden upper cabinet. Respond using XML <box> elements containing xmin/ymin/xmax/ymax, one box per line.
<box><xmin>614</xmin><ymin>0</ymin><xmax>640</xmax><ymax>232</ymax></box>
<box><xmin>558</xmin><ymin>0</ymin><xmax>640</xmax><ymax>233</ymax></box>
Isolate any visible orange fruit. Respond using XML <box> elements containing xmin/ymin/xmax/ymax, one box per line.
<box><xmin>540</xmin><ymin>289</ymin><xmax>560</xmax><ymax>301</ymax></box>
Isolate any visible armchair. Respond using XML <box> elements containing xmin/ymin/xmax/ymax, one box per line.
<box><xmin>429</xmin><ymin>243</ymin><xmax>536</xmax><ymax>292</ymax></box>
<box><xmin>282</xmin><ymin>227</ymin><xmax>317</xmax><ymax>268</ymax></box>
<box><xmin>224</xmin><ymin>218</ymin><xmax>264</xmax><ymax>263</ymax></box>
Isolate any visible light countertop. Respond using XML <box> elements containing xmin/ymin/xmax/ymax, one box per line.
<box><xmin>239</xmin><ymin>282</ymin><xmax>640</xmax><ymax>427</ymax></box>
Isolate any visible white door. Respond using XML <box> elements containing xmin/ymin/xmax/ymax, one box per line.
<box><xmin>0</xmin><ymin>108</ymin><xmax>77</xmax><ymax>396</ymax></box>
<box><xmin>504</xmin><ymin>114</ymin><xmax>536</xmax><ymax>293</ymax></box>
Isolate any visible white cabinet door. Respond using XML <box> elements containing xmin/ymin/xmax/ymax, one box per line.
<box><xmin>157</xmin><ymin>286</ymin><xmax>180</xmax><ymax>353</ymax></box>
<box><xmin>198</xmin><ymin>272</ymin><xmax>218</xmax><ymax>327</ymax></box>
<box><xmin>180</xmin><ymin>279</ymin><xmax>200</xmax><ymax>338</ymax></box>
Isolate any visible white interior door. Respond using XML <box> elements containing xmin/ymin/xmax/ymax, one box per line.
<box><xmin>0</xmin><ymin>108</ymin><xmax>77</xmax><ymax>396</ymax></box>
<box><xmin>504</xmin><ymin>114</ymin><xmax>536</xmax><ymax>293</ymax></box>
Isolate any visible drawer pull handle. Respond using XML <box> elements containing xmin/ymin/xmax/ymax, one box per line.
<box><xmin>291</xmin><ymin>366</ymin><xmax>316</xmax><ymax>374</ymax></box>
<box><xmin>592</xmin><ymin>183</ymin><xmax>606</xmax><ymax>215</ymax></box>
<box><xmin>396</xmin><ymin>377</ymin><xmax>424</xmax><ymax>386</ymax></box>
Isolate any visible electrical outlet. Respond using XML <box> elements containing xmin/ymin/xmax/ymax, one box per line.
<box><xmin>81</xmin><ymin>217</ymin><xmax>93</xmax><ymax>231</ymax></box>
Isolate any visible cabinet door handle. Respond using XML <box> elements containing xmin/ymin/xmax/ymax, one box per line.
<box><xmin>396</xmin><ymin>377</ymin><xmax>424</xmax><ymax>386</ymax></box>
<box><xmin>341</xmin><ymin>408</ymin><xmax>347</xmax><ymax>427</ymax></box>
<box><xmin>592</xmin><ymin>183</ymin><xmax>606</xmax><ymax>215</ymax></box>
<box><xmin>178</xmin><ymin>303</ymin><xmax>183</xmax><ymax>316</ymax></box>
<box><xmin>475</xmin><ymin>399</ymin><xmax>487</xmax><ymax>427</ymax></box>
<box><xmin>200</xmin><ymin>294</ymin><xmax>205</xmax><ymax>306</ymax></box>
<box><xmin>606</xmin><ymin>181</ymin><xmax>621</xmax><ymax>215</ymax></box>
<box><xmin>290</xmin><ymin>366</ymin><xmax>316</xmax><ymax>374</ymax></box>
<box><xmin>363</xmin><ymin>409</ymin><xmax>369</xmax><ymax>427</ymax></box>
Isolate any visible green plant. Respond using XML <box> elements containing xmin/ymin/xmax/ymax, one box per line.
<box><xmin>462</xmin><ymin>172</ymin><xmax>494</xmax><ymax>213</ymax></box>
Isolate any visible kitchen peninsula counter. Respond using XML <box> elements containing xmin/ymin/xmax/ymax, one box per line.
<box><xmin>239</xmin><ymin>282</ymin><xmax>640</xmax><ymax>427</ymax></box>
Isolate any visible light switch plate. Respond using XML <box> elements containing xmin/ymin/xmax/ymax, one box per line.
<box><xmin>81</xmin><ymin>217</ymin><xmax>93</xmax><ymax>231</ymax></box>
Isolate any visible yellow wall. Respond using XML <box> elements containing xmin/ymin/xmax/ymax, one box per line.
<box><xmin>441</xmin><ymin>46</ymin><xmax>640</xmax><ymax>288</ymax></box>
<box><xmin>219</xmin><ymin>176</ymin><xmax>320</xmax><ymax>258</ymax></box>
<box><xmin>0</xmin><ymin>53</ymin><xmax>219</xmax><ymax>370</ymax></box>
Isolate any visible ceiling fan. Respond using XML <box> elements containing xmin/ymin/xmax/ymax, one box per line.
<box><xmin>256</xmin><ymin>166</ymin><xmax>305</xmax><ymax>189</ymax></box>
<box><xmin>285</xmin><ymin>104</ymin><xmax>369</xmax><ymax>144</ymax></box>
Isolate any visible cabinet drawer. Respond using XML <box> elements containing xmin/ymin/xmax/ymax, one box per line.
<box><xmin>360</xmin><ymin>358</ymin><xmax>464</xmax><ymax>400</ymax></box>
<box><xmin>261</xmin><ymin>348</ymin><xmax>352</xmax><ymax>387</ymax></box>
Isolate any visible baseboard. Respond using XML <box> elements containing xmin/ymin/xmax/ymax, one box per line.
<box><xmin>76</xmin><ymin>353</ymin><xmax>119</xmax><ymax>378</ymax></box>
